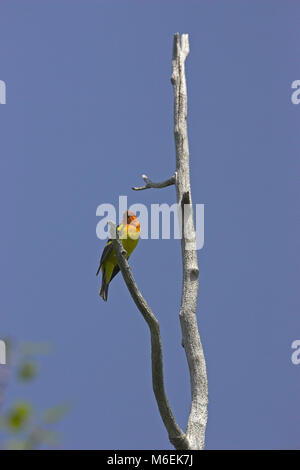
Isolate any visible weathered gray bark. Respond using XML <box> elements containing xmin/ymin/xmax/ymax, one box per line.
<box><xmin>110</xmin><ymin>33</ymin><xmax>208</xmax><ymax>450</ymax></box>
<box><xmin>171</xmin><ymin>33</ymin><xmax>208</xmax><ymax>450</ymax></box>
<box><xmin>132</xmin><ymin>173</ymin><xmax>176</xmax><ymax>191</ymax></box>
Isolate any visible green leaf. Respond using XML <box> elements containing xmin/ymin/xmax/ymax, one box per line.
<box><xmin>5</xmin><ymin>402</ymin><xmax>32</xmax><ymax>432</ymax></box>
<box><xmin>17</xmin><ymin>361</ymin><xmax>38</xmax><ymax>382</ymax></box>
<box><xmin>4</xmin><ymin>439</ymin><xmax>28</xmax><ymax>450</ymax></box>
<box><xmin>42</xmin><ymin>403</ymin><xmax>70</xmax><ymax>424</ymax></box>
<box><xmin>20</xmin><ymin>342</ymin><xmax>51</xmax><ymax>357</ymax></box>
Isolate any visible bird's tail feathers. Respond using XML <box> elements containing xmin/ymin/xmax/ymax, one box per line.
<box><xmin>99</xmin><ymin>271</ymin><xmax>109</xmax><ymax>301</ymax></box>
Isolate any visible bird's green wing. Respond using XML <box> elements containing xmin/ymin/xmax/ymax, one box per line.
<box><xmin>96</xmin><ymin>224</ymin><xmax>121</xmax><ymax>276</ymax></box>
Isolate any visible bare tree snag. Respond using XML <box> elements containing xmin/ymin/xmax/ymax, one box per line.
<box><xmin>171</xmin><ymin>32</ymin><xmax>208</xmax><ymax>451</ymax></box>
<box><xmin>109</xmin><ymin>33</ymin><xmax>208</xmax><ymax>450</ymax></box>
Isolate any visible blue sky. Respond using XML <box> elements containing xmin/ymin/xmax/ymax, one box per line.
<box><xmin>0</xmin><ymin>0</ymin><xmax>299</xmax><ymax>449</ymax></box>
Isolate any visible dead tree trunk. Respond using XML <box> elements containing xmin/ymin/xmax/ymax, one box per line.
<box><xmin>110</xmin><ymin>33</ymin><xmax>208</xmax><ymax>450</ymax></box>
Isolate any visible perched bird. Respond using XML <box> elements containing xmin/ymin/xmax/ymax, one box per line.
<box><xmin>96</xmin><ymin>210</ymin><xmax>140</xmax><ymax>301</ymax></box>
